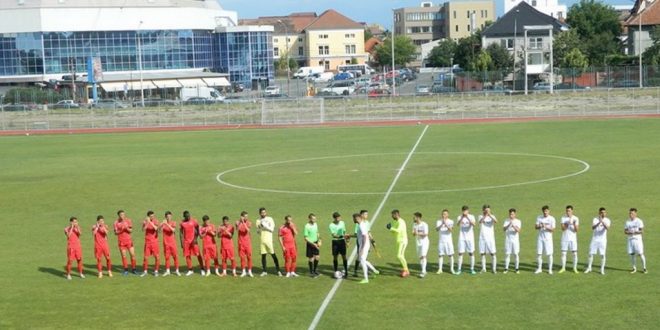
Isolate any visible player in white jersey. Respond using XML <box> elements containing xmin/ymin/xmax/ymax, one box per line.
<box><xmin>456</xmin><ymin>205</ymin><xmax>476</xmax><ymax>275</ymax></box>
<box><xmin>436</xmin><ymin>209</ymin><xmax>455</xmax><ymax>274</ymax></box>
<box><xmin>624</xmin><ymin>208</ymin><xmax>647</xmax><ymax>274</ymax></box>
<box><xmin>355</xmin><ymin>213</ymin><xmax>379</xmax><ymax>284</ymax></box>
<box><xmin>412</xmin><ymin>212</ymin><xmax>430</xmax><ymax>277</ymax></box>
<box><xmin>502</xmin><ymin>208</ymin><xmax>521</xmax><ymax>274</ymax></box>
<box><xmin>559</xmin><ymin>205</ymin><xmax>580</xmax><ymax>273</ymax></box>
<box><xmin>478</xmin><ymin>204</ymin><xmax>497</xmax><ymax>274</ymax></box>
<box><xmin>585</xmin><ymin>207</ymin><xmax>611</xmax><ymax>275</ymax></box>
<box><xmin>535</xmin><ymin>205</ymin><xmax>556</xmax><ymax>274</ymax></box>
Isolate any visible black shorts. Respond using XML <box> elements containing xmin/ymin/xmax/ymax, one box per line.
<box><xmin>332</xmin><ymin>240</ymin><xmax>347</xmax><ymax>256</ymax></box>
<box><xmin>306</xmin><ymin>241</ymin><xmax>320</xmax><ymax>258</ymax></box>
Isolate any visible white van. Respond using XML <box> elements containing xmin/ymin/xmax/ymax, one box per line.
<box><xmin>307</xmin><ymin>72</ymin><xmax>334</xmax><ymax>83</ymax></box>
<box><xmin>293</xmin><ymin>66</ymin><xmax>324</xmax><ymax>79</ymax></box>
<box><xmin>321</xmin><ymin>80</ymin><xmax>356</xmax><ymax>96</ymax></box>
<box><xmin>179</xmin><ymin>86</ymin><xmax>225</xmax><ymax>102</ymax></box>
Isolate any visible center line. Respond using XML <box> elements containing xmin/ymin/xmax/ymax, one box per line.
<box><xmin>307</xmin><ymin>124</ymin><xmax>430</xmax><ymax>330</ymax></box>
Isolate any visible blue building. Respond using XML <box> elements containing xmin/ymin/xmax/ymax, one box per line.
<box><xmin>0</xmin><ymin>0</ymin><xmax>273</xmax><ymax>96</ymax></box>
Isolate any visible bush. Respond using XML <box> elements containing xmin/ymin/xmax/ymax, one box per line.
<box><xmin>4</xmin><ymin>87</ymin><xmax>65</xmax><ymax>104</ymax></box>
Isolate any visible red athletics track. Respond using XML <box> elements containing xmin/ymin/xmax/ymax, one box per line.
<box><xmin>1</xmin><ymin>113</ymin><xmax>659</xmax><ymax>136</ymax></box>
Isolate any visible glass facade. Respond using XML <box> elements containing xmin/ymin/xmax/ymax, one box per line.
<box><xmin>216</xmin><ymin>31</ymin><xmax>273</xmax><ymax>87</ymax></box>
<box><xmin>1</xmin><ymin>29</ymin><xmax>273</xmax><ymax>86</ymax></box>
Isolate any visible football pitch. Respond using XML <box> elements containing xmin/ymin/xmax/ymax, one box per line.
<box><xmin>0</xmin><ymin>117</ymin><xmax>658</xmax><ymax>329</ymax></box>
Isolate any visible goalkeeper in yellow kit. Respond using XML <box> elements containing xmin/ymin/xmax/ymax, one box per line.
<box><xmin>387</xmin><ymin>209</ymin><xmax>410</xmax><ymax>277</ymax></box>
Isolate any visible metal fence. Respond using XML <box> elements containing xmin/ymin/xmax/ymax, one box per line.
<box><xmin>1</xmin><ymin>87</ymin><xmax>659</xmax><ymax>132</ymax></box>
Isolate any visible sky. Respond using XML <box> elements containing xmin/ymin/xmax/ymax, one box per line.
<box><xmin>220</xmin><ymin>0</ymin><xmax>634</xmax><ymax>28</ymax></box>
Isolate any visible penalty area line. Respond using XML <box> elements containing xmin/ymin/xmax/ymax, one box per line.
<box><xmin>307</xmin><ymin>124</ymin><xmax>429</xmax><ymax>330</ymax></box>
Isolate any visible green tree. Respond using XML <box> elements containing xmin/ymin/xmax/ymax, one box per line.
<box><xmin>454</xmin><ymin>33</ymin><xmax>482</xmax><ymax>71</ymax></box>
<box><xmin>562</xmin><ymin>48</ymin><xmax>589</xmax><ymax>85</ymax></box>
<box><xmin>642</xmin><ymin>26</ymin><xmax>660</xmax><ymax>65</ymax></box>
<box><xmin>485</xmin><ymin>43</ymin><xmax>513</xmax><ymax>72</ymax></box>
<box><xmin>566</xmin><ymin>0</ymin><xmax>622</xmax><ymax>65</ymax></box>
<box><xmin>364</xmin><ymin>28</ymin><xmax>373</xmax><ymax>42</ymax></box>
<box><xmin>426</xmin><ymin>39</ymin><xmax>457</xmax><ymax>67</ymax></box>
<box><xmin>373</xmin><ymin>35</ymin><xmax>417</xmax><ymax>67</ymax></box>
<box><xmin>553</xmin><ymin>30</ymin><xmax>582</xmax><ymax>67</ymax></box>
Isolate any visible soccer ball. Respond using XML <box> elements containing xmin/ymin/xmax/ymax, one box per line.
<box><xmin>334</xmin><ymin>271</ymin><xmax>343</xmax><ymax>279</ymax></box>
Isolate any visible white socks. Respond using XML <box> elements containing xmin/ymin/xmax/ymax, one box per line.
<box><xmin>458</xmin><ymin>255</ymin><xmax>463</xmax><ymax>271</ymax></box>
<box><xmin>420</xmin><ymin>258</ymin><xmax>427</xmax><ymax>273</ymax></box>
<box><xmin>470</xmin><ymin>255</ymin><xmax>475</xmax><ymax>271</ymax></box>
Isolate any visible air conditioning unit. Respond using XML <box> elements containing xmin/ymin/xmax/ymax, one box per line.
<box><xmin>421</xmin><ymin>2</ymin><xmax>433</xmax><ymax>7</ymax></box>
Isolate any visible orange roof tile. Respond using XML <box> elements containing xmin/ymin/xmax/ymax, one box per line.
<box><xmin>302</xmin><ymin>9</ymin><xmax>363</xmax><ymax>31</ymax></box>
<box><xmin>625</xmin><ymin>0</ymin><xmax>660</xmax><ymax>25</ymax></box>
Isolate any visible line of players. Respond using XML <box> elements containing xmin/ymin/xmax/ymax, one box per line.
<box><xmin>63</xmin><ymin>204</ymin><xmax>647</xmax><ymax>281</ymax></box>
<box><xmin>383</xmin><ymin>204</ymin><xmax>647</xmax><ymax>279</ymax></box>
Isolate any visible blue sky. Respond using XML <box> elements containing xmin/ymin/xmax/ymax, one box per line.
<box><xmin>220</xmin><ymin>0</ymin><xmax>634</xmax><ymax>27</ymax></box>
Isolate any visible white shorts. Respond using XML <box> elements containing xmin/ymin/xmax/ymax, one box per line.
<box><xmin>627</xmin><ymin>238</ymin><xmax>644</xmax><ymax>255</ymax></box>
<box><xmin>589</xmin><ymin>239</ymin><xmax>607</xmax><ymax>255</ymax></box>
<box><xmin>438</xmin><ymin>240</ymin><xmax>454</xmax><ymax>256</ymax></box>
<box><xmin>505</xmin><ymin>237</ymin><xmax>520</xmax><ymax>255</ymax></box>
<box><xmin>458</xmin><ymin>239</ymin><xmax>474</xmax><ymax>254</ymax></box>
<box><xmin>260</xmin><ymin>240</ymin><xmax>275</xmax><ymax>255</ymax></box>
<box><xmin>416</xmin><ymin>241</ymin><xmax>429</xmax><ymax>258</ymax></box>
<box><xmin>561</xmin><ymin>240</ymin><xmax>578</xmax><ymax>252</ymax></box>
<box><xmin>479</xmin><ymin>237</ymin><xmax>496</xmax><ymax>254</ymax></box>
<box><xmin>537</xmin><ymin>239</ymin><xmax>553</xmax><ymax>256</ymax></box>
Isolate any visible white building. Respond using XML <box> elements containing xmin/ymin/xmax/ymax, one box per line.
<box><xmin>503</xmin><ymin>0</ymin><xmax>567</xmax><ymax>20</ymax></box>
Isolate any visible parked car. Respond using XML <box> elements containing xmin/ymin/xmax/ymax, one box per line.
<box><xmin>431</xmin><ymin>85</ymin><xmax>457</xmax><ymax>94</ymax></box>
<box><xmin>333</xmin><ymin>72</ymin><xmax>354</xmax><ymax>81</ymax></box>
<box><xmin>368</xmin><ymin>88</ymin><xmax>393</xmax><ymax>98</ymax></box>
<box><xmin>133</xmin><ymin>98</ymin><xmax>179</xmax><ymax>107</ymax></box>
<box><xmin>92</xmin><ymin>99</ymin><xmax>129</xmax><ymax>109</ymax></box>
<box><xmin>307</xmin><ymin>72</ymin><xmax>334</xmax><ymax>83</ymax></box>
<box><xmin>321</xmin><ymin>80</ymin><xmax>356</xmax><ymax>96</ymax></box>
<box><xmin>184</xmin><ymin>97</ymin><xmax>223</xmax><ymax>105</ymax></box>
<box><xmin>232</xmin><ymin>82</ymin><xmax>245</xmax><ymax>92</ymax></box>
<box><xmin>399</xmin><ymin>68</ymin><xmax>417</xmax><ymax>81</ymax></box>
<box><xmin>52</xmin><ymin>99</ymin><xmax>80</xmax><ymax>109</ymax></box>
<box><xmin>264</xmin><ymin>86</ymin><xmax>281</xmax><ymax>96</ymax></box>
<box><xmin>415</xmin><ymin>85</ymin><xmax>431</xmax><ymax>96</ymax></box>
<box><xmin>314</xmin><ymin>90</ymin><xmax>345</xmax><ymax>99</ymax></box>
<box><xmin>385</xmin><ymin>77</ymin><xmax>402</xmax><ymax>87</ymax></box>
<box><xmin>554</xmin><ymin>82</ymin><xmax>590</xmax><ymax>90</ymax></box>
<box><xmin>354</xmin><ymin>77</ymin><xmax>371</xmax><ymax>88</ymax></box>
<box><xmin>532</xmin><ymin>82</ymin><xmax>552</xmax><ymax>91</ymax></box>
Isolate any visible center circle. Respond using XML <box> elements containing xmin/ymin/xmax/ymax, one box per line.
<box><xmin>215</xmin><ymin>152</ymin><xmax>590</xmax><ymax>195</ymax></box>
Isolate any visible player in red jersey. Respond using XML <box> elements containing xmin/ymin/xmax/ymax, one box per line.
<box><xmin>236</xmin><ymin>211</ymin><xmax>254</xmax><ymax>277</ymax></box>
<box><xmin>92</xmin><ymin>215</ymin><xmax>112</xmax><ymax>278</ymax></box>
<box><xmin>160</xmin><ymin>211</ymin><xmax>181</xmax><ymax>276</ymax></box>
<box><xmin>179</xmin><ymin>210</ymin><xmax>205</xmax><ymax>276</ymax></box>
<box><xmin>279</xmin><ymin>215</ymin><xmax>299</xmax><ymax>278</ymax></box>
<box><xmin>114</xmin><ymin>210</ymin><xmax>137</xmax><ymax>275</ymax></box>
<box><xmin>140</xmin><ymin>211</ymin><xmax>160</xmax><ymax>277</ymax></box>
<box><xmin>200</xmin><ymin>215</ymin><xmax>220</xmax><ymax>277</ymax></box>
<box><xmin>65</xmin><ymin>216</ymin><xmax>84</xmax><ymax>280</ymax></box>
<box><xmin>218</xmin><ymin>216</ymin><xmax>237</xmax><ymax>277</ymax></box>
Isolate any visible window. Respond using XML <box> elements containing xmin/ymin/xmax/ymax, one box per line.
<box><xmin>467</xmin><ymin>11</ymin><xmax>470</xmax><ymax>18</ymax></box>
<box><xmin>345</xmin><ymin>60</ymin><xmax>351</xmax><ymax>64</ymax></box>
<box><xmin>532</xmin><ymin>0</ymin><xmax>537</xmax><ymax>6</ymax></box>
<box><xmin>501</xmin><ymin>38</ymin><xmax>514</xmax><ymax>49</ymax></box>
<box><xmin>286</xmin><ymin>37</ymin><xmax>291</xmax><ymax>42</ymax></box>
<box><xmin>318</xmin><ymin>45</ymin><xmax>329</xmax><ymax>55</ymax></box>
<box><xmin>273</xmin><ymin>38</ymin><xmax>278</xmax><ymax>43</ymax></box>
<box><xmin>298</xmin><ymin>47</ymin><xmax>303</xmax><ymax>56</ymax></box>
<box><xmin>467</xmin><ymin>25</ymin><xmax>471</xmax><ymax>32</ymax></box>
<box><xmin>421</xmin><ymin>26</ymin><xmax>430</xmax><ymax>33</ymax></box>
<box><xmin>274</xmin><ymin>47</ymin><xmax>279</xmax><ymax>56</ymax></box>
<box><xmin>319</xmin><ymin>34</ymin><xmax>328</xmax><ymax>39</ymax></box>
<box><xmin>453</xmin><ymin>11</ymin><xmax>456</xmax><ymax>19</ymax></box>
<box><xmin>528</xmin><ymin>53</ymin><xmax>543</xmax><ymax>65</ymax></box>
<box><xmin>298</xmin><ymin>37</ymin><xmax>303</xmax><ymax>42</ymax></box>
<box><xmin>455</xmin><ymin>25</ymin><xmax>459</xmax><ymax>32</ymax></box>
<box><xmin>344</xmin><ymin>33</ymin><xmax>356</xmax><ymax>38</ymax></box>
<box><xmin>529</xmin><ymin>37</ymin><xmax>543</xmax><ymax>49</ymax></box>
<box><xmin>485</xmin><ymin>10</ymin><xmax>488</xmax><ymax>17</ymax></box>
<box><xmin>558</xmin><ymin>11</ymin><xmax>564</xmax><ymax>20</ymax></box>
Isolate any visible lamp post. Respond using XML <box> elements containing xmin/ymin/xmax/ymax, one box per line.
<box><xmin>391</xmin><ymin>9</ymin><xmax>396</xmax><ymax>97</ymax></box>
<box><xmin>137</xmin><ymin>20</ymin><xmax>145</xmax><ymax>107</ymax></box>
<box><xmin>513</xmin><ymin>9</ymin><xmax>519</xmax><ymax>92</ymax></box>
<box><xmin>276</xmin><ymin>19</ymin><xmax>291</xmax><ymax>96</ymax></box>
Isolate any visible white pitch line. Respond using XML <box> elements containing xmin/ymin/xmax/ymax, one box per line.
<box><xmin>307</xmin><ymin>125</ymin><xmax>430</xmax><ymax>330</ymax></box>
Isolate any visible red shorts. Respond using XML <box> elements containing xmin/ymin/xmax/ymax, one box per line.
<box><xmin>283</xmin><ymin>246</ymin><xmax>296</xmax><ymax>258</ymax></box>
<box><xmin>204</xmin><ymin>246</ymin><xmax>217</xmax><ymax>259</ymax></box>
<box><xmin>221</xmin><ymin>248</ymin><xmax>234</xmax><ymax>259</ymax></box>
<box><xmin>163</xmin><ymin>243</ymin><xmax>177</xmax><ymax>257</ymax></box>
<box><xmin>94</xmin><ymin>244</ymin><xmax>110</xmax><ymax>259</ymax></box>
<box><xmin>238</xmin><ymin>244</ymin><xmax>252</xmax><ymax>258</ymax></box>
<box><xmin>144</xmin><ymin>241</ymin><xmax>159</xmax><ymax>257</ymax></box>
<box><xmin>67</xmin><ymin>246</ymin><xmax>82</xmax><ymax>260</ymax></box>
<box><xmin>118</xmin><ymin>240</ymin><xmax>133</xmax><ymax>250</ymax></box>
<box><xmin>183</xmin><ymin>241</ymin><xmax>200</xmax><ymax>257</ymax></box>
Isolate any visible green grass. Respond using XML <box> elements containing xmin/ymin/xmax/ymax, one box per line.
<box><xmin>1</xmin><ymin>118</ymin><xmax>659</xmax><ymax>329</ymax></box>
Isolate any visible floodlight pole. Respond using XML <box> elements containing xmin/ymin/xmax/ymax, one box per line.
<box><xmin>137</xmin><ymin>20</ymin><xmax>145</xmax><ymax>107</ymax></box>
<box><xmin>277</xmin><ymin>19</ymin><xmax>291</xmax><ymax>96</ymax></box>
